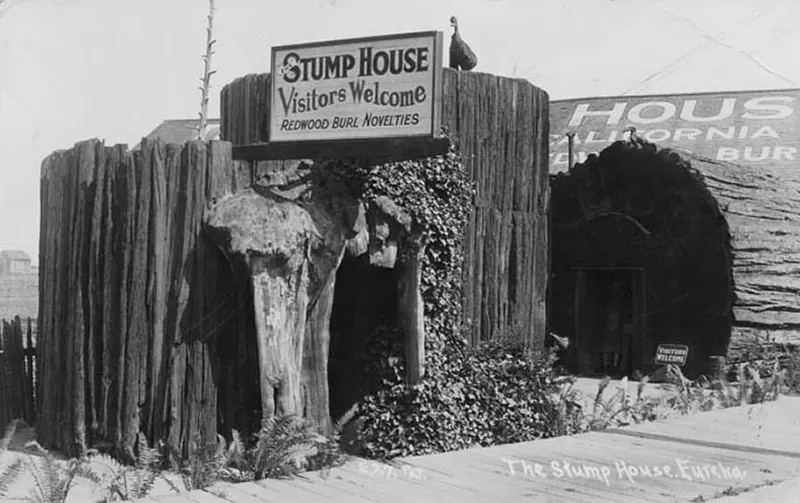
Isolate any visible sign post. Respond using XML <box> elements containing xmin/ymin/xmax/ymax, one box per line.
<box><xmin>233</xmin><ymin>31</ymin><xmax>447</xmax><ymax>161</ymax></box>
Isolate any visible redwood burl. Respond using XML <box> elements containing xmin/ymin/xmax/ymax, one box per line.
<box><xmin>549</xmin><ymin>140</ymin><xmax>735</xmax><ymax>379</ymax></box>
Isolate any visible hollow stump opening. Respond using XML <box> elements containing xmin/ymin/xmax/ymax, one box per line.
<box><xmin>549</xmin><ymin>141</ymin><xmax>735</xmax><ymax>379</ymax></box>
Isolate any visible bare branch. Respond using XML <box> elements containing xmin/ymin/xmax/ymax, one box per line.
<box><xmin>196</xmin><ymin>0</ymin><xmax>216</xmax><ymax>141</ymax></box>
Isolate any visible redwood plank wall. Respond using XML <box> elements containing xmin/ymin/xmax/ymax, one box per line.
<box><xmin>37</xmin><ymin>140</ymin><xmax>239</xmax><ymax>460</ymax></box>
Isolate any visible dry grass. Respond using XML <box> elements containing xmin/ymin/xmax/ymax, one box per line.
<box><xmin>552</xmin><ymin>361</ymin><xmax>787</xmax><ymax>434</ymax></box>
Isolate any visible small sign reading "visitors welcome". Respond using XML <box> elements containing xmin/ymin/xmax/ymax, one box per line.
<box><xmin>654</xmin><ymin>344</ymin><xmax>689</xmax><ymax>366</ymax></box>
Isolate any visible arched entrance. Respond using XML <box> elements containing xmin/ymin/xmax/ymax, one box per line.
<box><xmin>549</xmin><ymin>141</ymin><xmax>735</xmax><ymax>379</ymax></box>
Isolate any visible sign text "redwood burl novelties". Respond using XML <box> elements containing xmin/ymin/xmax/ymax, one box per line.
<box><xmin>269</xmin><ymin>32</ymin><xmax>443</xmax><ymax>143</ymax></box>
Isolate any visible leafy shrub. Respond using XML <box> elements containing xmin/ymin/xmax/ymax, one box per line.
<box><xmin>353</xmin><ymin>338</ymin><xmax>577</xmax><ymax>460</ymax></box>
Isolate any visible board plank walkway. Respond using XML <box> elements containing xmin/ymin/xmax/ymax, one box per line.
<box><xmin>136</xmin><ymin>397</ymin><xmax>800</xmax><ymax>503</ymax></box>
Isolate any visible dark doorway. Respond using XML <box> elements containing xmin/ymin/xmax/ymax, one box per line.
<box><xmin>574</xmin><ymin>268</ymin><xmax>645</xmax><ymax>377</ymax></box>
<box><xmin>327</xmin><ymin>254</ymin><xmax>402</xmax><ymax>421</ymax></box>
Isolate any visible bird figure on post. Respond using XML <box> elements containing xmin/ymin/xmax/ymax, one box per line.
<box><xmin>449</xmin><ymin>16</ymin><xmax>478</xmax><ymax>71</ymax></box>
<box><xmin>624</xmin><ymin>125</ymin><xmax>646</xmax><ymax>147</ymax></box>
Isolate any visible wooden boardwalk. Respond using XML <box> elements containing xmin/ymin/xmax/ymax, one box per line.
<box><xmin>137</xmin><ymin>397</ymin><xmax>800</xmax><ymax>503</ymax></box>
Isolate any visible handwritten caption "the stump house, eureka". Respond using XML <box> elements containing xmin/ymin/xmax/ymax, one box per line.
<box><xmin>502</xmin><ymin>457</ymin><xmax>747</xmax><ymax>487</ymax></box>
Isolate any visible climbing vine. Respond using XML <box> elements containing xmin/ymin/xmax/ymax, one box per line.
<box><xmin>323</xmin><ymin>134</ymin><xmax>474</xmax><ymax>368</ymax></box>
<box><xmin>356</xmin><ymin>140</ymin><xmax>475</xmax><ymax>366</ymax></box>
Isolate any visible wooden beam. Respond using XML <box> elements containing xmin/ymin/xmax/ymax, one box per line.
<box><xmin>232</xmin><ymin>137</ymin><xmax>450</xmax><ymax>162</ymax></box>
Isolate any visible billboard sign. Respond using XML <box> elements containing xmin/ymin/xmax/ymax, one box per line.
<box><xmin>549</xmin><ymin>89</ymin><xmax>800</xmax><ymax>173</ymax></box>
<box><xmin>270</xmin><ymin>31</ymin><xmax>443</xmax><ymax>143</ymax></box>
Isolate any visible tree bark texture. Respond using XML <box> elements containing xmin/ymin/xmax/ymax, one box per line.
<box><xmin>686</xmin><ymin>152</ymin><xmax>800</xmax><ymax>347</ymax></box>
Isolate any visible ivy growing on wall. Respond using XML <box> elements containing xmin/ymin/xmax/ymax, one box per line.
<box><xmin>357</xmin><ymin>141</ymin><xmax>475</xmax><ymax>365</ymax></box>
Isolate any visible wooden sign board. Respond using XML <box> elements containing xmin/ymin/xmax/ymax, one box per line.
<box><xmin>654</xmin><ymin>344</ymin><xmax>689</xmax><ymax>366</ymax></box>
<box><xmin>258</xmin><ymin>31</ymin><xmax>444</xmax><ymax>161</ymax></box>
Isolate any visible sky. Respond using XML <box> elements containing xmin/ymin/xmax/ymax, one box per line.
<box><xmin>1</xmin><ymin>0</ymin><xmax>799</xmax><ymax>264</ymax></box>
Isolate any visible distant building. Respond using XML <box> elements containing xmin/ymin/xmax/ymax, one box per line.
<box><xmin>133</xmin><ymin>119</ymin><xmax>221</xmax><ymax>150</ymax></box>
<box><xmin>0</xmin><ymin>250</ymin><xmax>31</xmax><ymax>275</ymax></box>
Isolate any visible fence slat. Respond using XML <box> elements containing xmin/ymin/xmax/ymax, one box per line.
<box><xmin>0</xmin><ymin>317</ymin><xmax>37</xmax><ymax>429</ymax></box>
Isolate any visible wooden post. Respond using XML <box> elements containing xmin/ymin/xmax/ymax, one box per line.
<box><xmin>709</xmin><ymin>356</ymin><xmax>726</xmax><ymax>381</ymax></box>
<box><xmin>398</xmin><ymin>242</ymin><xmax>427</xmax><ymax>385</ymax></box>
<box><xmin>567</xmin><ymin>132</ymin><xmax>576</xmax><ymax>170</ymax></box>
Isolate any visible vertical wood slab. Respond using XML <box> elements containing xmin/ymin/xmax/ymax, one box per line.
<box><xmin>301</xmin><ymin>243</ymin><xmax>346</xmax><ymax>434</ymax></box>
<box><xmin>249</xmin><ymin>258</ymin><xmax>309</xmax><ymax>422</ymax></box>
<box><xmin>86</xmin><ymin>142</ymin><xmax>106</xmax><ymax>439</ymax></box>
<box><xmin>147</xmin><ymin>140</ymin><xmax>168</xmax><ymax>443</ymax></box>
<box><xmin>56</xmin><ymin>148</ymin><xmax>77</xmax><ymax>452</ymax></box>
<box><xmin>36</xmin><ymin>152</ymin><xmax>55</xmax><ymax>443</ymax></box>
<box><xmin>161</xmin><ymin>142</ymin><xmax>184</xmax><ymax>456</ymax></box>
<box><xmin>67</xmin><ymin>140</ymin><xmax>96</xmax><ymax>456</ymax></box>
<box><xmin>100</xmin><ymin>145</ymin><xmax>123</xmax><ymax>443</ymax></box>
<box><xmin>122</xmin><ymin>142</ymin><xmax>152</xmax><ymax>459</ymax></box>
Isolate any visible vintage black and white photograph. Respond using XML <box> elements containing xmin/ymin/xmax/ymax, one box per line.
<box><xmin>0</xmin><ymin>0</ymin><xmax>799</xmax><ymax>501</ymax></box>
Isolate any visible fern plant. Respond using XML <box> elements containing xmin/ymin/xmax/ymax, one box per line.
<box><xmin>0</xmin><ymin>419</ymin><xmax>26</xmax><ymax>501</ymax></box>
<box><xmin>17</xmin><ymin>441</ymin><xmax>102</xmax><ymax>503</ymax></box>
<box><xmin>84</xmin><ymin>432</ymin><xmax>162</xmax><ymax>502</ymax></box>
<box><xmin>541</xmin><ymin>377</ymin><xmax>587</xmax><ymax>436</ymax></box>
<box><xmin>306</xmin><ymin>404</ymin><xmax>357</xmax><ymax>478</ymax></box>
<box><xmin>179</xmin><ymin>434</ymin><xmax>230</xmax><ymax>491</ymax></box>
<box><xmin>247</xmin><ymin>414</ymin><xmax>318</xmax><ymax>481</ymax></box>
<box><xmin>216</xmin><ymin>430</ymin><xmax>251</xmax><ymax>484</ymax></box>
